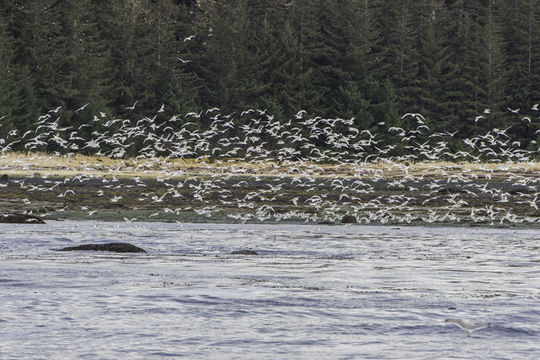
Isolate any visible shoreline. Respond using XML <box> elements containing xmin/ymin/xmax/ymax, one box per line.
<box><xmin>2</xmin><ymin>152</ymin><xmax>540</xmax><ymax>179</ymax></box>
<box><xmin>1</xmin><ymin>154</ymin><xmax>539</xmax><ymax>227</ymax></box>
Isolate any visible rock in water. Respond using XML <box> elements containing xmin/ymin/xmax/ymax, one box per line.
<box><xmin>0</xmin><ymin>214</ymin><xmax>46</xmax><ymax>224</ymax></box>
<box><xmin>231</xmin><ymin>249</ymin><xmax>259</xmax><ymax>255</ymax></box>
<box><xmin>56</xmin><ymin>242</ymin><xmax>146</xmax><ymax>253</ymax></box>
<box><xmin>341</xmin><ymin>215</ymin><xmax>357</xmax><ymax>224</ymax></box>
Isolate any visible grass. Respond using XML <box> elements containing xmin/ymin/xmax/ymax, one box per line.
<box><xmin>0</xmin><ymin>151</ymin><xmax>538</xmax><ymax>180</ymax></box>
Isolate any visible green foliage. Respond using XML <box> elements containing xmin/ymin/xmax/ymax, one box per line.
<box><xmin>1</xmin><ymin>0</ymin><xmax>539</xmax><ymax>149</ymax></box>
<box><xmin>500</xmin><ymin>0</ymin><xmax>540</xmax><ymax>108</ymax></box>
<box><xmin>10</xmin><ymin>65</ymin><xmax>41</xmax><ymax>137</ymax></box>
<box><xmin>0</xmin><ymin>13</ymin><xmax>15</xmax><ymax>136</ymax></box>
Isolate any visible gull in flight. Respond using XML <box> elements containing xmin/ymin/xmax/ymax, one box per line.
<box><xmin>75</xmin><ymin>103</ymin><xmax>90</xmax><ymax>112</ymax></box>
<box><xmin>401</xmin><ymin>113</ymin><xmax>425</xmax><ymax>121</ymax></box>
<box><xmin>444</xmin><ymin>318</ymin><xmax>491</xmax><ymax>337</ymax></box>
<box><xmin>125</xmin><ymin>100</ymin><xmax>139</xmax><ymax>111</ymax></box>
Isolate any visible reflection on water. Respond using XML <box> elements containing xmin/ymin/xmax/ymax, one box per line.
<box><xmin>0</xmin><ymin>221</ymin><xmax>539</xmax><ymax>359</ymax></box>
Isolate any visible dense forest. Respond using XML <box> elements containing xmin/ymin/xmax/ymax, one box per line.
<box><xmin>0</xmin><ymin>0</ymin><xmax>539</xmax><ymax>152</ymax></box>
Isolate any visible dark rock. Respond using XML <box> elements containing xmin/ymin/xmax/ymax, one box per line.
<box><xmin>55</xmin><ymin>242</ymin><xmax>146</xmax><ymax>253</ymax></box>
<box><xmin>231</xmin><ymin>249</ymin><xmax>258</xmax><ymax>255</ymax></box>
<box><xmin>341</xmin><ymin>215</ymin><xmax>357</xmax><ymax>224</ymax></box>
<box><xmin>0</xmin><ymin>174</ymin><xmax>8</xmax><ymax>181</ymax></box>
<box><xmin>437</xmin><ymin>186</ymin><xmax>466</xmax><ymax>194</ymax></box>
<box><xmin>0</xmin><ymin>213</ymin><xmax>46</xmax><ymax>224</ymax></box>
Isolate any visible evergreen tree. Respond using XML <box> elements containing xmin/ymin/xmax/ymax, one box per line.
<box><xmin>263</xmin><ymin>17</ymin><xmax>312</xmax><ymax>119</ymax></box>
<box><xmin>154</xmin><ymin>0</ymin><xmax>201</xmax><ymax>118</ymax></box>
<box><xmin>105</xmin><ymin>0</ymin><xmax>156</xmax><ymax>118</ymax></box>
<box><xmin>51</xmin><ymin>0</ymin><xmax>114</xmax><ymax>130</ymax></box>
<box><xmin>410</xmin><ymin>0</ymin><xmax>449</xmax><ymax>129</ymax></box>
<box><xmin>442</xmin><ymin>0</ymin><xmax>480</xmax><ymax>130</ymax></box>
<box><xmin>197</xmin><ymin>0</ymin><xmax>282</xmax><ymax>117</ymax></box>
<box><xmin>0</xmin><ymin>0</ymin><xmax>538</xmax><ymax>154</ymax></box>
<box><xmin>0</xmin><ymin>12</ymin><xmax>15</xmax><ymax>137</ymax></box>
<box><xmin>294</xmin><ymin>0</ymin><xmax>348</xmax><ymax>117</ymax></box>
<box><xmin>375</xmin><ymin>0</ymin><xmax>420</xmax><ymax>114</ymax></box>
<box><xmin>1</xmin><ymin>2</ymin><xmax>54</xmax><ymax>135</ymax></box>
<box><xmin>500</xmin><ymin>0</ymin><xmax>540</xmax><ymax>109</ymax></box>
<box><xmin>7</xmin><ymin>1</ymin><xmax>63</xmax><ymax>116</ymax></box>
<box><xmin>343</xmin><ymin>0</ymin><xmax>390</xmax><ymax>128</ymax></box>
<box><xmin>479</xmin><ymin>0</ymin><xmax>505</xmax><ymax>127</ymax></box>
<box><xmin>10</xmin><ymin>65</ymin><xmax>41</xmax><ymax>140</ymax></box>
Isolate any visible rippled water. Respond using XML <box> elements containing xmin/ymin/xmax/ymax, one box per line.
<box><xmin>1</xmin><ymin>221</ymin><xmax>539</xmax><ymax>359</ymax></box>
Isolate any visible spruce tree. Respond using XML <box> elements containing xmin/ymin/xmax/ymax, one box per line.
<box><xmin>294</xmin><ymin>0</ymin><xmax>347</xmax><ymax>117</ymax></box>
<box><xmin>154</xmin><ymin>0</ymin><xmax>201</xmax><ymax>118</ymax></box>
<box><xmin>442</xmin><ymin>0</ymin><xmax>480</xmax><ymax>133</ymax></box>
<box><xmin>50</xmin><ymin>0</ymin><xmax>114</xmax><ymax>131</ymax></box>
<box><xmin>480</xmin><ymin>0</ymin><xmax>505</xmax><ymax>128</ymax></box>
<box><xmin>0</xmin><ymin>12</ymin><xmax>15</xmax><ymax>137</ymax></box>
<box><xmin>375</xmin><ymin>0</ymin><xmax>420</xmax><ymax>115</ymax></box>
<box><xmin>500</xmin><ymin>0</ymin><xmax>540</xmax><ymax>108</ymax></box>
<box><xmin>263</xmin><ymin>17</ymin><xmax>312</xmax><ymax>119</ymax></box>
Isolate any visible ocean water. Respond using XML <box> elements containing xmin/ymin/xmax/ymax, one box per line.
<box><xmin>1</xmin><ymin>221</ymin><xmax>538</xmax><ymax>359</ymax></box>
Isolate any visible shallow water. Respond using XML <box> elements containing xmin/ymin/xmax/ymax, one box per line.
<box><xmin>1</xmin><ymin>221</ymin><xmax>539</xmax><ymax>359</ymax></box>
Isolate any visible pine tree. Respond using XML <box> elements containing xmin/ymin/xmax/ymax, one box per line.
<box><xmin>0</xmin><ymin>12</ymin><xmax>15</xmax><ymax>137</ymax></box>
<box><xmin>375</xmin><ymin>0</ymin><xmax>421</xmax><ymax>115</ymax></box>
<box><xmin>480</xmin><ymin>0</ymin><xmax>505</xmax><ymax>127</ymax></box>
<box><xmin>408</xmin><ymin>0</ymin><xmax>450</xmax><ymax>130</ymax></box>
<box><xmin>293</xmin><ymin>0</ymin><xmax>347</xmax><ymax>117</ymax></box>
<box><xmin>263</xmin><ymin>17</ymin><xmax>312</xmax><ymax>119</ymax></box>
<box><xmin>343</xmin><ymin>0</ymin><xmax>390</xmax><ymax>128</ymax></box>
<box><xmin>196</xmin><ymin>0</ymin><xmax>293</xmax><ymax>122</ymax></box>
<box><xmin>104</xmin><ymin>0</ymin><xmax>154</xmax><ymax>117</ymax></box>
<box><xmin>500</xmin><ymin>0</ymin><xmax>540</xmax><ymax>108</ymax></box>
<box><xmin>154</xmin><ymin>0</ymin><xmax>201</xmax><ymax>118</ymax></box>
<box><xmin>50</xmin><ymin>0</ymin><xmax>114</xmax><ymax>131</ymax></box>
<box><xmin>441</xmin><ymin>0</ymin><xmax>479</xmax><ymax>132</ymax></box>
<box><xmin>10</xmin><ymin>65</ymin><xmax>41</xmax><ymax>140</ymax></box>
<box><xmin>1</xmin><ymin>2</ymin><xmax>55</xmax><ymax>136</ymax></box>
<box><xmin>500</xmin><ymin>0</ymin><xmax>540</xmax><ymax>147</ymax></box>
<box><xmin>7</xmin><ymin>1</ymin><xmax>63</xmax><ymax>115</ymax></box>
<box><xmin>525</xmin><ymin>0</ymin><xmax>540</xmax><ymax>105</ymax></box>
<box><xmin>1</xmin><ymin>0</ymin><xmax>540</xmax><ymax>155</ymax></box>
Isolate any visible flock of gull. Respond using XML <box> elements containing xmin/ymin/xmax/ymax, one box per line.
<box><xmin>0</xmin><ymin>104</ymin><xmax>539</xmax><ymax>225</ymax></box>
